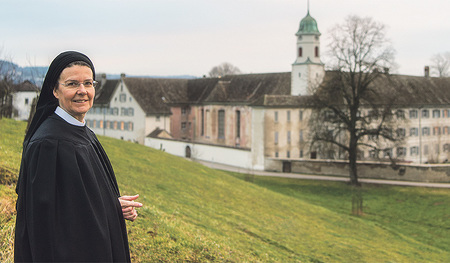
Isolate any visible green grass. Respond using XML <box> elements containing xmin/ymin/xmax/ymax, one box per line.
<box><xmin>1</xmin><ymin>118</ymin><xmax>449</xmax><ymax>262</ymax></box>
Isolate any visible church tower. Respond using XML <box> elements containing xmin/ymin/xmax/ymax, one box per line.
<box><xmin>291</xmin><ymin>7</ymin><xmax>325</xmax><ymax>96</ymax></box>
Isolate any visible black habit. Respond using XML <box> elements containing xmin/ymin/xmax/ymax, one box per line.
<box><xmin>15</xmin><ymin>114</ymin><xmax>131</xmax><ymax>262</ymax></box>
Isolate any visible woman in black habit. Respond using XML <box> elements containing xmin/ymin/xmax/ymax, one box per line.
<box><xmin>14</xmin><ymin>51</ymin><xmax>142</xmax><ymax>262</ymax></box>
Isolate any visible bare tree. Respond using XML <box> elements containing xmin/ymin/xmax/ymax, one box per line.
<box><xmin>208</xmin><ymin>62</ymin><xmax>241</xmax><ymax>77</ymax></box>
<box><xmin>0</xmin><ymin>52</ymin><xmax>17</xmax><ymax>119</ymax></box>
<box><xmin>309</xmin><ymin>15</ymin><xmax>403</xmax><ymax>187</ymax></box>
<box><xmin>430</xmin><ymin>52</ymin><xmax>450</xmax><ymax>77</ymax></box>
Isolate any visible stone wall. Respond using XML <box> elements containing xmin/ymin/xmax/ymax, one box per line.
<box><xmin>265</xmin><ymin>159</ymin><xmax>450</xmax><ymax>183</ymax></box>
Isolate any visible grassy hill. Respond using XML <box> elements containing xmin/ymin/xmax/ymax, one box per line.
<box><xmin>1</xmin><ymin>118</ymin><xmax>449</xmax><ymax>262</ymax></box>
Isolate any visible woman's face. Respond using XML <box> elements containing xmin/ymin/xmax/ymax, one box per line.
<box><xmin>53</xmin><ymin>65</ymin><xmax>95</xmax><ymax>122</ymax></box>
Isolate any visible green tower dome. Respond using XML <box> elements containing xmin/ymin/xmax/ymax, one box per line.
<box><xmin>296</xmin><ymin>11</ymin><xmax>320</xmax><ymax>36</ymax></box>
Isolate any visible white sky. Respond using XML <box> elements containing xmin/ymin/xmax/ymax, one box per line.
<box><xmin>1</xmin><ymin>0</ymin><xmax>449</xmax><ymax>77</ymax></box>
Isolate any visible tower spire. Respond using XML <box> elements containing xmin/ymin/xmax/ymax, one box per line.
<box><xmin>307</xmin><ymin>0</ymin><xmax>310</xmax><ymax>14</ymax></box>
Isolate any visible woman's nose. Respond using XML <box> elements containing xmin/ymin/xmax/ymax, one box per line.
<box><xmin>76</xmin><ymin>84</ymin><xmax>88</xmax><ymax>94</ymax></box>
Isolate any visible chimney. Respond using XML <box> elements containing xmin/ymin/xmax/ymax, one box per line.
<box><xmin>424</xmin><ymin>66</ymin><xmax>430</xmax><ymax>77</ymax></box>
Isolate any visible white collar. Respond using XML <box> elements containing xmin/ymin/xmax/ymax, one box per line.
<box><xmin>55</xmin><ymin>106</ymin><xmax>85</xmax><ymax>127</ymax></box>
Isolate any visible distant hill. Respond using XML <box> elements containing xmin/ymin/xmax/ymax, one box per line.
<box><xmin>100</xmin><ymin>73</ymin><xmax>198</xmax><ymax>80</ymax></box>
<box><xmin>0</xmin><ymin>60</ymin><xmax>47</xmax><ymax>86</ymax></box>
<box><xmin>1</xmin><ymin>60</ymin><xmax>198</xmax><ymax>89</ymax></box>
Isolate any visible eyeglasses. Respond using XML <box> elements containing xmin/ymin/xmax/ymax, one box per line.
<box><xmin>59</xmin><ymin>80</ymin><xmax>98</xmax><ymax>89</ymax></box>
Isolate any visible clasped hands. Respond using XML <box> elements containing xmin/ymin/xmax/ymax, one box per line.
<box><xmin>119</xmin><ymin>194</ymin><xmax>143</xmax><ymax>221</ymax></box>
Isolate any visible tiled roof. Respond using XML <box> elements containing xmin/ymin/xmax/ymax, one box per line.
<box><xmin>93</xmin><ymin>72</ymin><xmax>450</xmax><ymax>113</ymax></box>
<box><xmin>186</xmin><ymin>72</ymin><xmax>291</xmax><ymax>104</ymax></box>
<box><xmin>11</xmin><ymin>81</ymin><xmax>39</xmax><ymax>92</ymax></box>
<box><xmin>123</xmin><ymin>78</ymin><xmax>188</xmax><ymax>115</ymax></box>
<box><xmin>373</xmin><ymin>74</ymin><xmax>450</xmax><ymax>106</ymax></box>
<box><xmin>94</xmin><ymin>79</ymin><xmax>119</xmax><ymax>105</ymax></box>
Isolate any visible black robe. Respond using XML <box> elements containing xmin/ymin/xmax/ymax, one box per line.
<box><xmin>15</xmin><ymin>114</ymin><xmax>131</xmax><ymax>262</ymax></box>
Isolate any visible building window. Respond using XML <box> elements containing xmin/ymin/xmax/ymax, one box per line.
<box><xmin>410</xmin><ymin>146</ymin><xmax>419</xmax><ymax>156</ymax></box>
<box><xmin>287</xmin><ymin>151</ymin><xmax>290</xmax><ymax>158</ymax></box>
<box><xmin>433</xmin><ymin>127</ymin><xmax>441</xmax><ymax>135</ymax></box>
<box><xmin>129</xmin><ymin>122</ymin><xmax>134</xmax><ymax>131</ymax></box>
<box><xmin>274</xmin><ymin>111</ymin><xmax>278</xmax><ymax>123</ymax></box>
<box><xmin>128</xmin><ymin>108</ymin><xmax>134</xmax><ymax>116</ymax></box>
<box><xmin>396</xmin><ymin>110</ymin><xmax>405</xmax><ymax>119</ymax></box>
<box><xmin>298</xmin><ymin>47</ymin><xmax>302</xmax><ymax>57</ymax></box>
<box><xmin>110</xmin><ymin>121</ymin><xmax>114</xmax><ymax>129</ymax></box>
<box><xmin>120</xmin><ymin>121</ymin><xmax>125</xmax><ymax>130</ymax></box>
<box><xmin>124</xmin><ymin>122</ymin><xmax>129</xmax><ymax>131</ymax></box>
<box><xmin>287</xmin><ymin>131</ymin><xmax>291</xmax><ymax>144</ymax></box>
<box><xmin>236</xmin><ymin>110</ymin><xmax>241</xmax><ymax>138</ymax></box>
<box><xmin>218</xmin><ymin>110</ymin><xmax>225</xmax><ymax>139</ymax></box>
<box><xmin>205</xmin><ymin>110</ymin><xmax>210</xmax><ymax>137</ymax></box>
<box><xmin>422</xmin><ymin>109</ymin><xmax>429</xmax><ymax>118</ymax></box>
<box><xmin>443</xmin><ymin>109</ymin><xmax>450</xmax><ymax>118</ymax></box>
<box><xmin>315</xmin><ymin>46</ymin><xmax>319</xmax><ymax>57</ymax></box>
<box><xmin>422</xmin><ymin>127</ymin><xmax>430</xmax><ymax>136</ymax></box>
<box><xmin>444</xmin><ymin>126</ymin><xmax>449</xmax><ymax>135</ymax></box>
<box><xmin>432</xmin><ymin>109</ymin><xmax>441</xmax><ymax>118</ymax></box>
<box><xmin>121</xmin><ymin>107</ymin><xmax>127</xmax><ymax>116</ymax></box>
<box><xmin>274</xmin><ymin>132</ymin><xmax>279</xmax><ymax>145</ymax></box>
<box><xmin>299</xmin><ymin>150</ymin><xmax>303</xmax><ymax>158</ymax></box>
<box><xmin>383</xmin><ymin>148</ymin><xmax>392</xmax><ymax>158</ymax></box>
<box><xmin>25</xmin><ymin>98</ymin><xmax>29</xmax><ymax>105</ymax></box>
<box><xmin>397</xmin><ymin>147</ymin><xmax>406</xmax><ymax>157</ymax></box>
<box><xmin>287</xmin><ymin>111</ymin><xmax>291</xmax><ymax>122</ymax></box>
<box><xmin>410</xmin><ymin>128</ymin><xmax>418</xmax><ymax>136</ymax></box>
<box><xmin>299</xmin><ymin>130</ymin><xmax>304</xmax><ymax>142</ymax></box>
<box><xmin>369</xmin><ymin>150</ymin><xmax>379</xmax><ymax>158</ymax></box>
<box><xmin>111</xmin><ymin>107</ymin><xmax>118</xmax><ymax>115</ymax></box>
<box><xmin>409</xmin><ymin>110</ymin><xmax>418</xmax><ymax>119</ymax></box>
<box><xmin>156</xmin><ymin>115</ymin><xmax>160</xmax><ymax>122</ymax></box>
<box><xmin>181</xmin><ymin>107</ymin><xmax>190</xmax><ymax>115</ymax></box>
<box><xmin>396</xmin><ymin>128</ymin><xmax>406</xmax><ymax>137</ymax></box>
<box><xmin>181</xmin><ymin>122</ymin><xmax>187</xmax><ymax>130</ymax></box>
<box><xmin>201</xmin><ymin>109</ymin><xmax>204</xmax><ymax>136</ymax></box>
<box><xmin>444</xmin><ymin>144</ymin><xmax>450</xmax><ymax>152</ymax></box>
<box><xmin>299</xmin><ymin>110</ymin><xmax>303</xmax><ymax>121</ymax></box>
<box><xmin>275</xmin><ymin>152</ymin><xmax>279</xmax><ymax>158</ymax></box>
<box><xmin>119</xmin><ymin>93</ymin><xmax>126</xmax><ymax>102</ymax></box>
<box><xmin>424</xmin><ymin>145</ymin><xmax>429</xmax><ymax>155</ymax></box>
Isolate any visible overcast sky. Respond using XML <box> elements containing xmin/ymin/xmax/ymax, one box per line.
<box><xmin>1</xmin><ymin>0</ymin><xmax>449</xmax><ymax>77</ymax></box>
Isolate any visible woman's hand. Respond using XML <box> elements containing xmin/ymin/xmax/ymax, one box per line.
<box><xmin>118</xmin><ymin>194</ymin><xmax>143</xmax><ymax>221</ymax></box>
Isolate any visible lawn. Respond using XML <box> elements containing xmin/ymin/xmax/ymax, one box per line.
<box><xmin>1</xmin><ymin>118</ymin><xmax>449</xmax><ymax>262</ymax></box>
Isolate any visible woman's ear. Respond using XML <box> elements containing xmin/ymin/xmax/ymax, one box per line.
<box><xmin>53</xmin><ymin>87</ymin><xmax>59</xmax><ymax>99</ymax></box>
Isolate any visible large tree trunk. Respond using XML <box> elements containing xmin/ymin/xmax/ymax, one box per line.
<box><xmin>348</xmin><ymin>126</ymin><xmax>360</xmax><ymax>186</ymax></box>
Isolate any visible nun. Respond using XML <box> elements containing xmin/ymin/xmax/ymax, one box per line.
<box><xmin>14</xmin><ymin>51</ymin><xmax>142</xmax><ymax>262</ymax></box>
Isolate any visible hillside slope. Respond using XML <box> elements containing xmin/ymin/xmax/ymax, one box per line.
<box><xmin>1</xmin><ymin>118</ymin><xmax>449</xmax><ymax>262</ymax></box>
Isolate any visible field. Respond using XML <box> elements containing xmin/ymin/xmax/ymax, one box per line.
<box><xmin>1</xmin><ymin>118</ymin><xmax>449</xmax><ymax>262</ymax></box>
